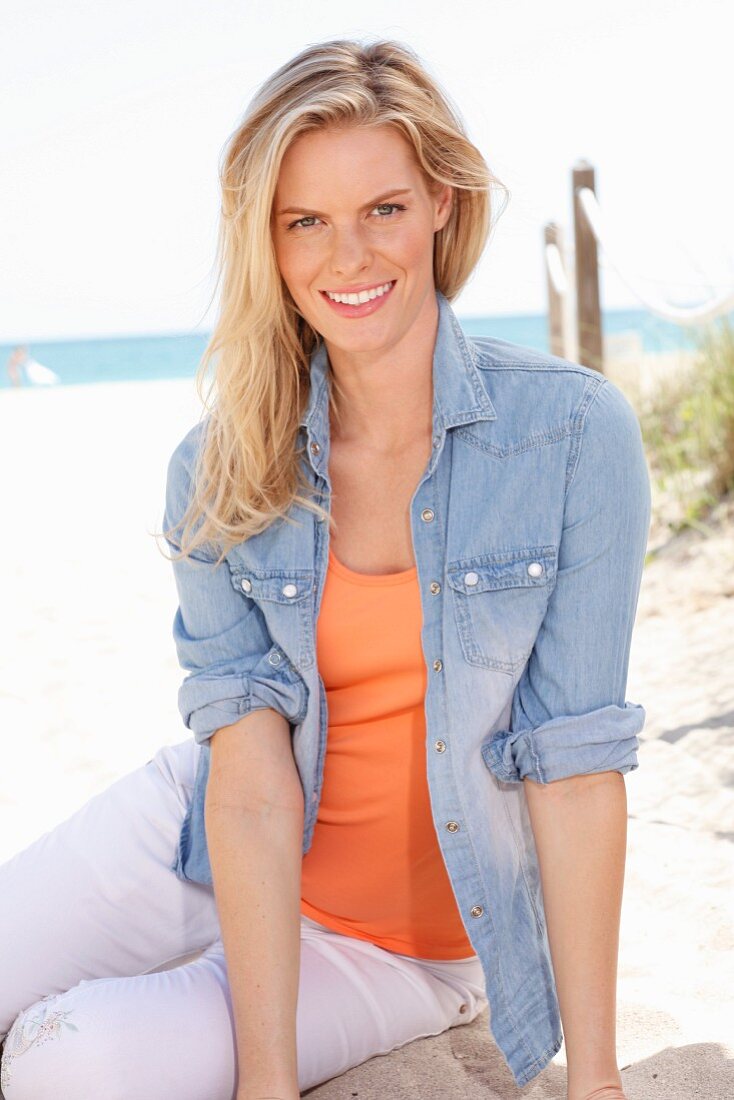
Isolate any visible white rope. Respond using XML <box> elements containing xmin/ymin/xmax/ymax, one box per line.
<box><xmin>544</xmin><ymin>242</ymin><xmax>569</xmax><ymax>296</ymax></box>
<box><xmin>577</xmin><ymin>187</ymin><xmax>734</xmax><ymax>326</ymax></box>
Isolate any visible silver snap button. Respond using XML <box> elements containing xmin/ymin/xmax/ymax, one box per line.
<box><xmin>527</xmin><ymin>561</ymin><xmax>544</xmax><ymax>578</ymax></box>
<box><xmin>310</xmin><ymin>441</ymin><xmax>320</xmax><ymax>454</ymax></box>
<box><xmin>459</xmin><ymin>1003</ymin><xmax>468</xmax><ymax>1014</ymax></box>
<box><xmin>240</xmin><ymin>577</ymin><xmax>252</xmax><ymax>593</ymax></box>
<box><xmin>432</xmin><ymin>436</ymin><xmax>441</xmax><ymax>448</ymax></box>
<box><xmin>464</xmin><ymin>571</ymin><xmax>479</xmax><ymax>586</ymax></box>
<box><xmin>282</xmin><ymin>583</ymin><xmax>298</xmax><ymax>598</ymax></box>
<box><xmin>268</xmin><ymin>651</ymin><xmax>282</xmax><ymax>665</ymax></box>
<box><xmin>429</xmin><ymin>581</ymin><xmax>441</xmax><ymax>595</ymax></box>
<box><xmin>421</xmin><ymin>508</ymin><xmax>435</xmax><ymax>522</ymax></box>
<box><xmin>470</xmin><ymin>905</ymin><xmax>484</xmax><ymax>918</ymax></box>
<box><xmin>433</xmin><ymin>658</ymin><xmax>443</xmax><ymax>672</ymax></box>
<box><xmin>435</xmin><ymin>740</ymin><xmax>446</xmax><ymax>753</ymax></box>
<box><xmin>446</xmin><ymin>821</ymin><xmax>460</xmax><ymax>832</ymax></box>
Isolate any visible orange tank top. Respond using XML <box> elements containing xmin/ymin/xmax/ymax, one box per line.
<box><xmin>300</xmin><ymin>545</ymin><xmax>475</xmax><ymax>960</ymax></box>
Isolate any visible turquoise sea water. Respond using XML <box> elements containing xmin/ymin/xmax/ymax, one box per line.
<box><xmin>0</xmin><ymin>308</ymin><xmax>722</xmax><ymax>390</ymax></box>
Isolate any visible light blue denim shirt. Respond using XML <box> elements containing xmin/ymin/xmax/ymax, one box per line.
<box><xmin>163</xmin><ymin>290</ymin><xmax>651</xmax><ymax>1088</ymax></box>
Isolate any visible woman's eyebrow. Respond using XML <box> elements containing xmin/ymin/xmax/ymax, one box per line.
<box><xmin>275</xmin><ymin>187</ymin><xmax>413</xmax><ymax>217</ymax></box>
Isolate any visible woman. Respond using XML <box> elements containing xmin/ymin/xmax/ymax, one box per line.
<box><xmin>0</xmin><ymin>38</ymin><xmax>649</xmax><ymax>1100</ymax></box>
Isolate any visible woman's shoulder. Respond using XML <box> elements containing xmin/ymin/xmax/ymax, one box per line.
<box><xmin>469</xmin><ymin>332</ymin><xmax>601</xmax><ymax>379</ymax></box>
<box><xmin>467</xmin><ymin>333</ymin><xmax>639</xmax><ymax>431</ymax></box>
<box><xmin>164</xmin><ymin>414</ymin><xmax>214</xmax><ymax>529</ymax></box>
<box><xmin>167</xmin><ymin>414</ymin><xmax>212</xmax><ymax>480</ymax></box>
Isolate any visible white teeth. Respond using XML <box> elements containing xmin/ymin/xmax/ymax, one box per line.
<box><xmin>325</xmin><ymin>281</ymin><xmax>393</xmax><ymax>304</ymax></box>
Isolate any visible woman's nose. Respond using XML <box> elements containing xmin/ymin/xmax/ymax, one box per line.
<box><xmin>328</xmin><ymin>225</ymin><xmax>372</xmax><ymax>277</ymax></box>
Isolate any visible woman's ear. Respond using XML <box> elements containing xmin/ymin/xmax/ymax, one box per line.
<box><xmin>433</xmin><ymin>183</ymin><xmax>454</xmax><ymax>232</ymax></box>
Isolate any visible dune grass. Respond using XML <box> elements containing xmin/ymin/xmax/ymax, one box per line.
<box><xmin>637</xmin><ymin>315</ymin><xmax>734</xmax><ymax>544</ymax></box>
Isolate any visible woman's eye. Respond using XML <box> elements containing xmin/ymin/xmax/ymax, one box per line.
<box><xmin>372</xmin><ymin>202</ymin><xmax>406</xmax><ymax>218</ymax></box>
<box><xmin>287</xmin><ymin>215</ymin><xmax>320</xmax><ymax>231</ymax></box>
<box><xmin>285</xmin><ymin>203</ymin><xmax>405</xmax><ymax>232</ymax></box>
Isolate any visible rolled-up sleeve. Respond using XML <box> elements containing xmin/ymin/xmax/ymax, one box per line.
<box><xmin>481</xmin><ymin>377</ymin><xmax>651</xmax><ymax>785</ymax></box>
<box><xmin>163</xmin><ymin>421</ymin><xmax>308</xmax><ymax>745</ymax></box>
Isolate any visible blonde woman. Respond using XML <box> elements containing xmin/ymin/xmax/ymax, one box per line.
<box><xmin>0</xmin><ymin>38</ymin><xmax>649</xmax><ymax>1100</ymax></box>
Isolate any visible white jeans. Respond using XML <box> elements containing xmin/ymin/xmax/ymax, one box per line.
<box><xmin>0</xmin><ymin>738</ymin><xmax>488</xmax><ymax>1098</ymax></box>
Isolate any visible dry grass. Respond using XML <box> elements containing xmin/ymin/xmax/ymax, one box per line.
<box><xmin>633</xmin><ymin>316</ymin><xmax>734</xmax><ymax>552</ymax></box>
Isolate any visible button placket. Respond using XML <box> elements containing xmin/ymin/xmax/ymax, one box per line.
<box><xmin>414</xmin><ymin>460</ymin><xmax>490</xmax><ymax>977</ymax></box>
<box><xmin>417</xmin><ymin>487</ymin><xmax>460</xmax><ymax>912</ymax></box>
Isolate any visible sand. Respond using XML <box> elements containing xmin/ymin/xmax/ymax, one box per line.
<box><xmin>1</xmin><ymin>375</ymin><xmax>732</xmax><ymax>1098</ymax></box>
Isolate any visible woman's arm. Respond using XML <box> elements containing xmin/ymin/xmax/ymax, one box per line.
<box><xmin>205</xmin><ymin>707</ymin><xmax>305</xmax><ymax>1100</ymax></box>
<box><xmin>524</xmin><ymin>770</ymin><xmax>628</xmax><ymax>1100</ymax></box>
<box><xmin>163</xmin><ymin>425</ymin><xmax>309</xmax><ymax>1099</ymax></box>
<box><xmin>482</xmin><ymin>378</ymin><xmax>649</xmax><ymax>1095</ymax></box>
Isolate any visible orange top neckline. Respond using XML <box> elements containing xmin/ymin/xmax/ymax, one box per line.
<box><xmin>328</xmin><ymin>546</ymin><xmax>417</xmax><ymax>586</ymax></box>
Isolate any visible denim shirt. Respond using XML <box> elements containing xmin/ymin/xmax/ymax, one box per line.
<box><xmin>163</xmin><ymin>290</ymin><xmax>651</xmax><ymax>1088</ymax></box>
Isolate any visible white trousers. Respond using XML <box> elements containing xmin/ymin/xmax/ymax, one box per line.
<box><xmin>0</xmin><ymin>738</ymin><xmax>488</xmax><ymax>1099</ymax></box>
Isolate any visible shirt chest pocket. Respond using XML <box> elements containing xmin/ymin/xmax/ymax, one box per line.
<box><xmin>446</xmin><ymin>545</ymin><xmax>558</xmax><ymax>675</ymax></box>
<box><xmin>229</xmin><ymin>567</ymin><xmax>316</xmax><ymax>671</ymax></box>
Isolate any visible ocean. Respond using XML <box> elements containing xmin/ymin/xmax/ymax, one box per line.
<box><xmin>0</xmin><ymin>307</ymin><xmax>718</xmax><ymax>390</ymax></box>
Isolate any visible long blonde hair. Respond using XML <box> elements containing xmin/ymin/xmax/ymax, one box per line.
<box><xmin>161</xmin><ymin>37</ymin><xmax>509</xmax><ymax>564</ymax></box>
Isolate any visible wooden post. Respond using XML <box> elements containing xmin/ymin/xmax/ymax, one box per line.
<box><xmin>544</xmin><ymin>221</ymin><xmax>567</xmax><ymax>358</ymax></box>
<box><xmin>572</xmin><ymin>160</ymin><xmax>604</xmax><ymax>374</ymax></box>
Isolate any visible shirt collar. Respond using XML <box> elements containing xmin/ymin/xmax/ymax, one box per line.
<box><xmin>299</xmin><ymin>288</ymin><xmax>497</xmax><ymax>478</ymax></box>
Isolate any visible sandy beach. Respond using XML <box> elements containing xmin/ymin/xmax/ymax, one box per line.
<box><xmin>1</xmin><ymin>375</ymin><xmax>732</xmax><ymax>1098</ymax></box>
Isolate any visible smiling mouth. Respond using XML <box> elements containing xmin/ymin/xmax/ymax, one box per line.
<box><xmin>320</xmin><ymin>280</ymin><xmax>396</xmax><ymax>306</ymax></box>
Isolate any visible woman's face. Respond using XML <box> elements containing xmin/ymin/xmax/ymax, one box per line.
<box><xmin>271</xmin><ymin>124</ymin><xmax>453</xmax><ymax>357</ymax></box>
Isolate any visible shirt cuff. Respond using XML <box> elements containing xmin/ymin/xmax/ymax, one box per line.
<box><xmin>178</xmin><ymin>648</ymin><xmax>309</xmax><ymax>745</ymax></box>
<box><xmin>480</xmin><ymin>701</ymin><xmax>645</xmax><ymax>784</ymax></box>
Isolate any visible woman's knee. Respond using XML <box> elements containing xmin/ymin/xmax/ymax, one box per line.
<box><xmin>2</xmin><ymin>948</ymin><xmax>235</xmax><ymax>1100</ymax></box>
<box><xmin>2</xmin><ymin>990</ymin><xmax>79</xmax><ymax>1099</ymax></box>
<box><xmin>0</xmin><ymin>986</ymin><xmax>132</xmax><ymax>1100</ymax></box>
<box><xmin>147</xmin><ymin>738</ymin><xmax>200</xmax><ymax>799</ymax></box>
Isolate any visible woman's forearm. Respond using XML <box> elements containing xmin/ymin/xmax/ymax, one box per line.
<box><xmin>523</xmin><ymin>770</ymin><xmax>628</xmax><ymax>1100</ymax></box>
<box><xmin>206</xmin><ymin>784</ymin><xmax>304</xmax><ymax>1099</ymax></box>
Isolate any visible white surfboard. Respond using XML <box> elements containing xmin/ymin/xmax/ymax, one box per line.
<box><xmin>25</xmin><ymin>358</ymin><xmax>61</xmax><ymax>385</ymax></box>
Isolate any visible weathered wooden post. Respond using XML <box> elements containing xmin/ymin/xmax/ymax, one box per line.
<box><xmin>544</xmin><ymin>221</ymin><xmax>567</xmax><ymax>358</ymax></box>
<box><xmin>573</xmin><ymin>159</ymin><xmax>604</xmax><ymax>374</ymax></box>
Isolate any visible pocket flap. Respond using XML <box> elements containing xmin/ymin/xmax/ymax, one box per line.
<box><xmin>447</xmin><ymin>545</ymin><xmax>557</xmax><ymax>594</ymax></box>
<box><xmin>229</xmin><ymin>568</ymin><xmax>314</xmax><ymax>604</ymax></box>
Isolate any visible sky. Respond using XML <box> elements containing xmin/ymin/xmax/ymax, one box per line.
<box><xmin>1</xmin><ymin>0</ymin><xmax>730</xmax><ymax>342</ymax></box>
